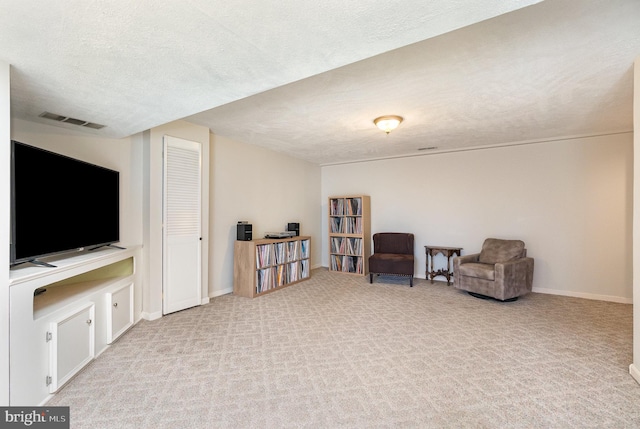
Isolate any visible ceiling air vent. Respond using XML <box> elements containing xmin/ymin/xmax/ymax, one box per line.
<box><xmin>39</xmin><ymin>112</ymin><xmax>106</xmax><ymax>130</ymax></box>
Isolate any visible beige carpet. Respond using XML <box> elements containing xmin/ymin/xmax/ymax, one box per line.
<box><xmin>48</xmin><ymin>268</ymin><xmax>640</xmax><ymax>428</ymax></box>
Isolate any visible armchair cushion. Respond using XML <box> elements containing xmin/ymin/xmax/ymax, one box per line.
<box><xmin>369</xmin><ymin>253</ymin><xmax>414</xmax><ymax>276</ymax></box>
<box><xmin>457</xmin><ymin>262</ymin><xmax>495</xmax><ymax>281</ymax></box>
<box><xmin>478</xmin><ymin>238</ymin><xmax>525</xmax><ymax>264</ymax></box>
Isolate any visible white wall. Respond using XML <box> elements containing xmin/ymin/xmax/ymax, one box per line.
<box><xmin>210</xmin><ymin>134</ymin><xmax>322</xmax><ymax>296</ymax></box>
<box><xmin>144</xmin><ymin>120</ymin><xmax>210</xmax><ymax>319</ymax></box>
<box><xmin>0</xmin><ymin>61</ymin><xmax>10</xmax><ymax>405</ymax></box>
<box><xmin>11</xmin><ymin>118</ymin><xmax>141</xmax><ymax>247</ymax></box>
<box><xmin>322</xmin><ymin>133</ymin><xmax>633</xmax><ymax>303</ymax></box>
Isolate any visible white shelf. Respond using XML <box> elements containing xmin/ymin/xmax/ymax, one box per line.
<box><xmin>9</xmin><ymin>244</ymin><xmax>141</xmax><ymax>406</ymax></box>
<box><xmin>33</xmin><ymin>275</ymin><xmax>133</xmax><ymax>320</ymax></box>
<box><xmin>10</xmin><ymin>245</ymin><xmax>137</xmax><ymax>287</ymax></box>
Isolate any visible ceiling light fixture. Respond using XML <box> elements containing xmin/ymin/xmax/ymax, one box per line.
<box><xmin>373</xmin><ymin>115</ymin><xmax>403</xmax><ymax>134</ymax></box>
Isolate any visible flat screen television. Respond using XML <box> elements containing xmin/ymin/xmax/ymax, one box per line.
<box><xmin>10</xmin><ymin>140</ymin><xmax>120</xmax><ymax>266</ymax></box>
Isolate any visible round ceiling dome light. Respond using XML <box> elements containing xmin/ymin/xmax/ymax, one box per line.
<box><xmin>373</xmin><ymin>115</ymin><xmax>403</xmax><ymax>134</ymax></box>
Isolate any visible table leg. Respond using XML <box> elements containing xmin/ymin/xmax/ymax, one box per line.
<box><xmin>425</xmin><ymin>251</ymin><xmax>428</xmax><ymax>281</ymax></box>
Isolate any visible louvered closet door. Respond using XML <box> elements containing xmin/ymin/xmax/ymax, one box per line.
<box><xmin>163</xmin><ymin>136</ymin><xmax>202</xmax><ymax>315</ymax></box>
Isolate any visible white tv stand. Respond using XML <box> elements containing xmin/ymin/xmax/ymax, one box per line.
<box><xmin>9</xmin><ymin>245</ymin><xmax>142</xmax><ymax>405</ymax></box>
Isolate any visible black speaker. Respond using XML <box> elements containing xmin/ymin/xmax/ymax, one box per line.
<box><xmin>287</xmin><ymin>223</ymin><xmax>300</xmax><ymax>236</ymax></box>
<box><xmin>237</xmin><ymin>223</ymin><xmax>252</xmax><ymax>241</ymax></box>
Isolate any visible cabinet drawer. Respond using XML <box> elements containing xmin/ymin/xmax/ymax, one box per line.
<box><xmin>106</xmin><ymin>282</ymin><xmax>134</xmax><ymax>344</ymax></box>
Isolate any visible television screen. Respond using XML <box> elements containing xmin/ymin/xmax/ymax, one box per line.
<box><xmin>10</xmin><ymin>140</ymin><xmax>120</xmax><ymax>266</ymax></box>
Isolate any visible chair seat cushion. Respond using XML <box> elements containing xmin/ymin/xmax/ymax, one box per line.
<box><xmin>369</xmin><ymin>253</ymin><xmax>414</xmax><ymax>275</ymax></box>
<box><xmin>457</xmin><ymin>262</ymin><xmax>495</xmax><ymax>280</ymax></box>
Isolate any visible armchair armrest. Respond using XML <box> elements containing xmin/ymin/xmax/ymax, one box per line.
<box><xmin>453</xmin><ymin>253</ymin><xmax>479</xmax><ymax>282</ymax></box>
<box><xmin>454</xmin><ymin>253</ymin><xmax>479</xmax><ymax>268</ymax></box>
<box><xmin>495</xmin><ymin>257</ymin><xmax>535</xmax><ymax>298</ymax></box>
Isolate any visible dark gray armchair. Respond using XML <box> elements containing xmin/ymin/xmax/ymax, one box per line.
<box><xmin>369</xmin><ymin>233</ymin><xmax>415</xmax><ymax>286</ymax></box>
<box><xmin>453</xmin><ymin>238</ymin><xmax>534</xmax><ymax>302</ymax></box>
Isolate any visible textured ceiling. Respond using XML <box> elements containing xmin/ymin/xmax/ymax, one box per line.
<box><xmin>3</xmin><ymin>0</ymin><xmax>639</xmax><ymax>165</ymax></box>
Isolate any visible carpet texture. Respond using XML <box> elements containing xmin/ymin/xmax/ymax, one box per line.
<box><xmin>47</xmin><ymin>268</ymin><xmax>640</xmax><ymax>428</ymax></box>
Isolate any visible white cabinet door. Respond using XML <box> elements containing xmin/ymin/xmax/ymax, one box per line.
<box><xmin>48</xmin><ymin>303</ymin><xmax>95</xmax><ymax>393</ymax></box>
<box><xmin>106</xmin><ymin>283</ymin><xmax>134</xmax><ymax>344</ymax></box>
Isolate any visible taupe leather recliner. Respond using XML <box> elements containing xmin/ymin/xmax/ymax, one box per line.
<box><xmin>453</xmin><ymin>238</ymin><xmax>534</xmax><ymax>302</ymax></box>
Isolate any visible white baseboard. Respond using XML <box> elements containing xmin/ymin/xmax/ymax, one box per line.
<box><xmin>211</xmin><ymin>287</ymin><xmax>233</xmax><ymax>298</ymax></box>
<box><xmin>629</xmin><ymin>364</ymin><xmax>640</xmax><ymax>385</ymax></box>
<box><xmin>141</xmin><ymin>311</ymin><xmax>163</xmax><ymax>321</ymax></box>
<box><xmin>280</xmin><ymin>266</ymin><xmax>633</xmax><ymax>303</ymax></box>
<box><xmin>142</xmin><ymin>293</ymin><xmax>225</xmax><ymax>320</ymax></box>
<box><xmin>532</xmin><ymin>287</ymin><xmax>632</xmax><ymax>304</ymax></box>
<box><xmin>39</xmin><ymin>394</ymin><xmax>55</xmax><ymax>406</ymax></box>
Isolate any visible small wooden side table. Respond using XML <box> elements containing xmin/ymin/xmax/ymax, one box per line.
<box><xmin>424</xmin><ymin>246</ymin><xmax>462</xmax><ymax>285</ymax></box>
